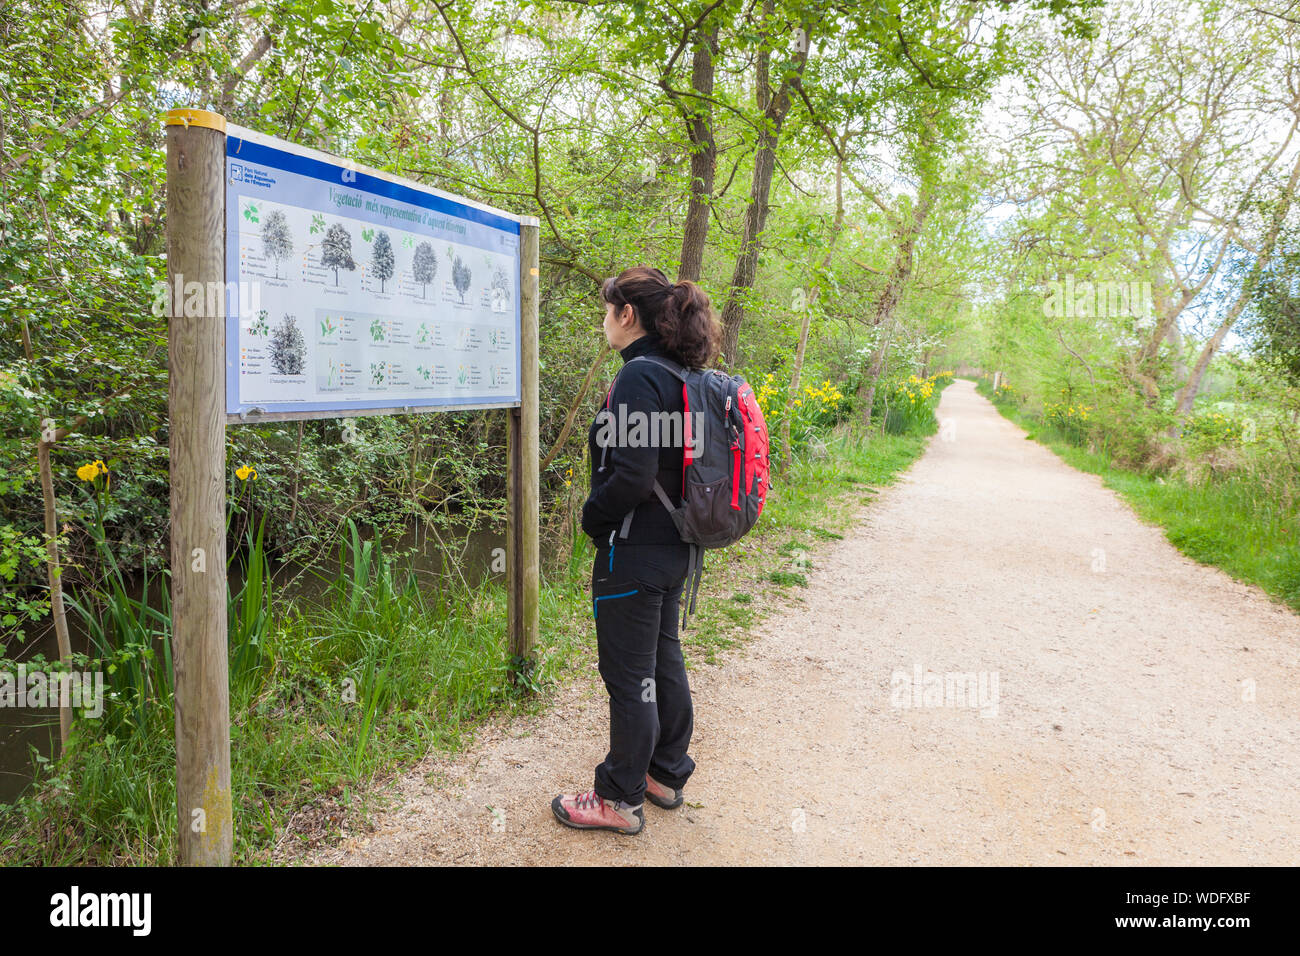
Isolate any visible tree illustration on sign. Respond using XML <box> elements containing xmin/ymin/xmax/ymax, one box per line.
<box><xmin>448</xmin><ymin>247</ymin><xmax>472</xmax><ymax>303</ymax></box>
<box><xmin>269</xmin><ymin>314</ymin><xmax>306</xmax><ymax>375</ymax></box>
<box><xmin>490</xmin><ymin>266</ymin><xmax>511</xmax><ymax>310</ymax></box>
<box><xmin>412</xmin><ymin>241</ymin><xmax>437</xmax><ymax>299</ymax></box>
<box><xmin>322</xmin><ymin>223</ymin><xmax>356</xmax><ymax>286</ymax></box>
<box><xmin>371</xmin><ymin>231</ymin><xmax>395</xmax><ymax>292</ymax></box>
<box><xmin>261</xmin><ymin>209</ymin><xmax>293</xmax><ymax>279</ymax></box>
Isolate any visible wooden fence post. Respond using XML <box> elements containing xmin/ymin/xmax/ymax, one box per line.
<box><xmin>165</xmin><ymin>108</ymin><xmax>232</xmax><ymax>865</ymax></box>
<box><xmin>507</xmin><ymin>218</ymin><xmax>541</xmax><ymax>682</ymax></box>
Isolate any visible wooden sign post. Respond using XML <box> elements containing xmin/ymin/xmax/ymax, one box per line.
<box><xmin>163</xmin><ymin>109</ymin><xmax>540</xmax><ymax>864</ymax></box>
<box><xmin>165</xmin><ymin>108</ymin><xmax>233</xmax><ymax>865</ymax></box>
<box><xmin>507</xmin><ymin>221</ymin><xmax>540</xmax><ymax>678</ymax></box>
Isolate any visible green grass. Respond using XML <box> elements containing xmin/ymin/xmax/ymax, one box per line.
<box><xmin>976</xmin><ymin>379</ymin><xmax>1300</xmax><ymax>612</ymax></box>
<box><xmin>769</xmin><ymin>570</ymin><xmax>809</xmax><ymax>587</ymax></box>
<box><xmin>1</xmin><ymin>528</ymin><xmax>591</xmax><ymax>866</ymax></box>
<box><xmin>0</xmin><ymin>413</ymin><xmax>934</xmax><ymax>865</ymax></box>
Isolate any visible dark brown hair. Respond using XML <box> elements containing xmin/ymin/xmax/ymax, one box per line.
<box><xmin>601</xmin><ymin>266</ymin><xmax>721</xmax><ymax>368</ymax></box>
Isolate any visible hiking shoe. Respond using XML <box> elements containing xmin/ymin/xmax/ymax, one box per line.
<box><xmin>552</xmin><ymin>789</ymin><xmax>644</xmax><ymax>834</ymax></box>
<box><xmin>645</xmin><ymin>773</ymin><xmax>684</xmax><ymax>810</ymax></box>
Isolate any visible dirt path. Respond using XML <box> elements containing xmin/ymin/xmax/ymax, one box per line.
<box><xmin>308</xmin><ymin>379</ymin><xmax>1300</xmax><ymax>866</ymax></box>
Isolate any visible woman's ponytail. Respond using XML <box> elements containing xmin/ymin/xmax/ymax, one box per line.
<box><xmin>658</xmin><ymin>279</ymin><xmax>720</xmax><ymax>369</ymax></box>
<box><xmin>601</xmin><ymin>266</ymin><xmax>721</xmax><ymax>368</ymax></box>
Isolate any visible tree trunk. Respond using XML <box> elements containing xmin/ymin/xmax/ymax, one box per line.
<box><xmin>1173</xmin><ymin>148</ymin><xmax>1300</xmax><ymax>418</ymax></box>
<box><xmin>717</xmin><ymin>5</ymin><xmax>810</xmax><ymax>368</ymax></box>
<box><xmin>1166</xmin><ymin>320</ymin><xmax>1187</xmax><ymax>383</ymax></box>
<box><xmin>676</xmin><ymin>26</ymin><xmax>718</xmax><ymax>283</ymax></box>
<box><xmin>1129</xmin><ymin>280</ymin><xmax>1195</xmax><ymax>403</ymax></box>
<box><xmin>1173</xmin><ymin>301</ymin><xmax>1245</xmax><ymax>416</ymax></box>
<box><xmin>20</xmin><ymin>313</ymin><xmax>72</xmax><ymax>746</ymax></box>
<box><xmin>781</xmin><ymin>149</ymin><xmax>845</xmax><ymax>472</ymax></box>
<box><xmin>37</xmin><ymin>436</ymin><xmax>73</xmax><ymax>747</ymax></box>
<box><xmin>856</xmin><ymin>186</ymin><xmax>936</xmax><ymax>425</ymax></box>
<box><xmin>861</xmin><ymin>316</ymin><xmax>900</xmax><ymax>430</ymax></box>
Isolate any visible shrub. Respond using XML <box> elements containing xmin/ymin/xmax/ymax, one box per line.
<box><xmin>1185</xmin><ymin>410</ymin><xmax>1245</xmax><ymax>452</ymax></box>
<box><xmin>1042</xmin><ymin>400</ymin><xmax>1092</xmax><ymax>446</ymax></box>
<box><xmin>877</xmin><ymin>374</ymin><xmax>940</xmax><ymax>435</ymax></box>
<box><xmin>752</xmin><ymin>370</ymin><xmax>850</xmax><ymax>465</ymax></box>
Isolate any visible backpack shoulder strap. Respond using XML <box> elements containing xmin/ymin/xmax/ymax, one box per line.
<box><xmin>626</xmin><ymin>354</ymin><xmax>689</xmax><ymax>381</ymax></box>
<box><xmin>612</xmin><ymin>354</ymin><xmax>690</xmax><ymax>537</ymax></box>
<box><xmin>619</xmin><ymin>479</ymin><xmax>678</xmax><ymax>539</ymax></box>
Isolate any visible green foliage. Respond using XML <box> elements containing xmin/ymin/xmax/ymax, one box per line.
<box><xmin>875</xmin><ymin>373</ymin><xmax>947</xmax><ymax>435</ymax></box>
<box><xmin>0</xmin><ymin>522</ymin><xmax>49</xmax><ymax>640</ymax></box>
<box><xmin>1242</xmin><ymin>219</ymin><xmax>1300</xmax><ymax>386</ymax></box>
<box><xmin>1184</xmin><ymin>410</ymin><xmax>1245</xmax><ymax>452</ymax></box>
<box><xmin>1042</xmin><ymin>397</ymin><xmax>1093</xmax><ymax>446</ymax></box>
<box><xmin>752</xmin><ymin>368</ymin><xmax>851</xmax><ymax>465</ymax></box>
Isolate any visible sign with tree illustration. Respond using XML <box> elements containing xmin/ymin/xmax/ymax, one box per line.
<box><xmin>224</xmin><ymin>124</ymin><xmax>522</xmax><ymax>421</ymax></box>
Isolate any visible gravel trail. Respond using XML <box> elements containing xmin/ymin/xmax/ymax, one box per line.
<box><xmin>308</xmin><ymin>379</ymin><xmax>1300</xmax><ymax>866</ymax></box>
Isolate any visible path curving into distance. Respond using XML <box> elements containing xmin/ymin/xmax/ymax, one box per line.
<box><xmin>307</xmin><ymin>378</ymin><xmax>1300</xmax><ymax>866</ymax></box>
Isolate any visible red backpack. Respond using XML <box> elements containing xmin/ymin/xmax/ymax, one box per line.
<box><xmin>601</xmin><ymin>355</ymin><xmax>772</xmax><ymax>626</ymax></box>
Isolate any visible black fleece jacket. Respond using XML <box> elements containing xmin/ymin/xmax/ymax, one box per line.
<box><xmin>581</xmin><ymin>331</ymin><xmax>688</xmax><ymax>545</ymax></box>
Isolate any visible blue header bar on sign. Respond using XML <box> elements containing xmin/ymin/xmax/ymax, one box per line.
<box><xmin>226</xmin><ymin>135</ymin><xmax>521</xmax><ymax>235</ymax></box>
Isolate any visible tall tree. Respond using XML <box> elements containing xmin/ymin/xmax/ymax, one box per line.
<box><xmin>717</xmin><ymin>0</ymin><xmax>812</xmax><ymax>367</ymax></box>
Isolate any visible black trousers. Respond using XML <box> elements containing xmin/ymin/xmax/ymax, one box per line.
<box><xmin>590</xmin><ymin>540</ymin><xmax>697</xmax><ymax>805</ymax></box>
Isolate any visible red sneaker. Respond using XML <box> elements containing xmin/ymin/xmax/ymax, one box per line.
<box><xmin>552</xmin><ymin>789</ymin><xmax>644</xmax><ymax>834</ymax></box>
<box><xmin>645</xmin><ymin>773</ymin><xmax>683</xmax><ymax>810</ymax></box>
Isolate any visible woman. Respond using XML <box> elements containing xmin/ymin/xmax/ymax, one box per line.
<box><xmin>551</xmin><ymin>266</ymin><xmax>722</xmax><ymax>835</ymax></box>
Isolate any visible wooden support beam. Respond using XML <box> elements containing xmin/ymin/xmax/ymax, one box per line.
<box><xmin>508</xmin><ymin>218</ymin><xmax>541</xmax><ymax>683</ymax></box>
<box><xmin>165</xmin><ymin>107</ymin><xmax>233</xmax><ymax>865</ymax></box>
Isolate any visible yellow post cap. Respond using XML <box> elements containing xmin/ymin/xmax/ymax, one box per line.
<box><xmin>164</xmin><ymin>108</ymin><xmax>227</xmax><ymax>133</ymax></box>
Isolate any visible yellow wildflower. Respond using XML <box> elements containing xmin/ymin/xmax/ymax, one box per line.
<box><xmin>236</xmin><ymin>465</ymin><xmax>258</xmax><ymax>481</ymax></box>
<box><xmin>77</xmin><ymin>463</ymin><xmax>99</xmax><ymax>482</ymax></box>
